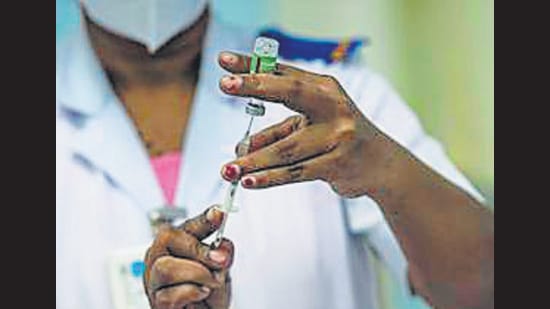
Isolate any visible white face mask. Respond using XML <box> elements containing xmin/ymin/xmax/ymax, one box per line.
<box><xmin>80</xmin><ymin>0</ymin><xmax>208</xmax><ymax>53</ymax></box>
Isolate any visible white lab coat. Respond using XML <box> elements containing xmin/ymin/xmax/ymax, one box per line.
<box><xmin>56</xmin><ymin>14</ymin><xmax>482</xmax><ymax>309</ymax></box>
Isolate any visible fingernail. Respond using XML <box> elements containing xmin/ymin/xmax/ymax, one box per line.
<box><xmin>208</xmin><ymin>250</ymin><xmax>227</xmax><ymax>265</ymax></box>
<box><xmin>221</xmin><ymin>52</ymin><xmax>236</xmax><ymax>65</ymax></box>
<box><xmin>241</xmin><ymin>176</ymin><xmax>256</xmax><ymax>188</ymax></box>
<box><xmin>222</xmin><ymin>164</ymin><xmax>240</xmax><ymax>181</ymax></box>
<box><xmin>206</xmin><ymin>207</ymin><xmax>222</xmax><ymax>223</ymax></box>
<box><xmin>221</xmin><ymin>75</ymin><xmax>242</xmax><ymax>92</ymax></box>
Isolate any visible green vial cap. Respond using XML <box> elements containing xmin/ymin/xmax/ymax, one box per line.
<box><xmin>250</xmin><ymin>37</ymin><xmax>279</xmax><ymax>74</ymax></box>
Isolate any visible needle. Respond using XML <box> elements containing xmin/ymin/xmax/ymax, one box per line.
<box><xmin>212</xmin><ymin>107</ymin><xmax>256</xmax><ymax>248</ymax></box>
<box><xmin>211</xmin><ymin>36</ymin><xmax>278</xmax><ymax>248</ymax></box>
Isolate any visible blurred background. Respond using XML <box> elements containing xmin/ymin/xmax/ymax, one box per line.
<box><xmin>57</xmin><ymin>0</ymin><xmax>494</xmax><ymax>308</ymax></box>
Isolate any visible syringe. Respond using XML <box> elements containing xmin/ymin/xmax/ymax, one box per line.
<box><xmin>212</xmin><ymin>37</ymin><xmax>280</xmax><ymax>248</ymax></box>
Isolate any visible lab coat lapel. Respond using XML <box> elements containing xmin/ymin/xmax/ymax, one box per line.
<box><xmin>58</xmin><ymin>19</ymin><xmax>165</xmax><ymax>212</ymax></box>
<box><xmin>59</xmin><ymin>16</ymin><xmax>256</xmax><ymax>216</ymax></box>
<box><xmin>70</xmin><ymin>98</ymin><xmax>166</xmax><ymax>211</ymax></box>
<box><xmin>56</xmin><ymin>12</ymin><xmax>112</xmax><ymax>116</ymax></box>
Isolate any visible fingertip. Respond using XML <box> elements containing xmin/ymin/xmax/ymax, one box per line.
<box><xmin>219</xmin><ymin>75</ymin><xmax>242</xmax><ymax>93</ymax></box>
<box><xmin>207</xmin><ymin>249</ymin><xmax>228</xmax><ymax>267</ymax></box>
<box><xmin>221</xmin><ymin>163</ymin><xmax>241</xmax><ymax>181</ymax></box>
<box><xmin>219</xmin><ymin>75</ymin><xmax>231</xmax><ymax>92</ymax></box>
<box><xmin>217</xmin><ymin>239</ymin><xmax>235</xmax><ymax>268</ymax></box>
<box><xmin>206</xmin><ymin>206</ymin><xmax>224</xmax><ymax>226</ymax></box>
<box><xmin>199</xmin><ymin>285</ymin><xmax>212</xmax><ymax>298</ymax></box>
<box><xmin>219</xmin><ymin>51</ymin><xmax>237</xmax><ymax>66</ymax></box>
<box><xmin>218</xmin><ymin>238</ymin><xmax>235</xmax><ymax>255</ymax></box>
<box><xmin>241</xmin><ymin>176</ymin><xmax>257</xmax><ymax>188</ymax></box>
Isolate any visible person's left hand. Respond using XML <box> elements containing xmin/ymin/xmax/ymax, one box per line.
<box><xmin>143</xmin><ymin>206</ymin><xmax>234</xmax><ymax>309</ymax></box>
<box><xmin>217</xmin><ymin>51</ymin><xmax>396</xmax><ymax>198</ymax></box>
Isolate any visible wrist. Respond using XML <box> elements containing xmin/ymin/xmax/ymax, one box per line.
<box><xmin>358</xmin><ymin>128</ymin><xmax>412</xmax><ymax>204</ymax></box>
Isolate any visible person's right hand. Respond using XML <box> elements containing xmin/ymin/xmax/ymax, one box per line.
<box><xmin>143</xmin><ymin>206</ymin><xmax>234</xmax><ymax>309</ymax></box>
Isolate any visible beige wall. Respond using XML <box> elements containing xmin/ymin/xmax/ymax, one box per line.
<box><xmin>276</xmin><ymin>0</ymin><xmax>494</xmax><ymax>200</ymax></box>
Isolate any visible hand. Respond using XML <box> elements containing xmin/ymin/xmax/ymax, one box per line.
<box><xmin>144</xmin><ymin>206</ymin><xmax>234</xmax><ymax>309</ymax></box>
<box><xmin>217</xmin><ymin>51</ymin><xmax>395</xmax><ymax>198</ymax></box>
<box><xmin>214</xmin><ymin>53</ymin><xmax>494</xmax><ymax>309</ymax></box>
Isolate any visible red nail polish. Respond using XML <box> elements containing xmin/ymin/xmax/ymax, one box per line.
<box><xmin>242</xmin><ymin>176</ymin><xmax>256</xmax><ymax>187</ymax></box>
<box><xmin>223</xmin><ymin>164</ymin><xmax>240</xmax><ymax>181</ymax></box>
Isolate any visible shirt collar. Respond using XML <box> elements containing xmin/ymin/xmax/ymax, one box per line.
<box><xmin>56</xmin><ymin>12</ymin><xmax>116</xmax><ymax>116</ymax></box>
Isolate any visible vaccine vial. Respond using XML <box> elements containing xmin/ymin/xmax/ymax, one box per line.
<box><xmin>246</xmin><ymin>37</ymin><xmax>279</xmax><ymax>117</ymax></box>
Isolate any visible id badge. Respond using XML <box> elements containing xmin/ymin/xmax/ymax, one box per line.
<box><xmin>107</xmin><ymin>245</ymin><xmax>150</xmax><ymax>309</ymax></box>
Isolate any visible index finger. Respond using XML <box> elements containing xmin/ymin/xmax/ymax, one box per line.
<box><xmin>220</xmin><ymin>73</ymin><xmax>340</xmax><ymax>122</ymax></box>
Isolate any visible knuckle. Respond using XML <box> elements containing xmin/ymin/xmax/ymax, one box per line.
<box><xmin>239</xmin><ymin>156</ymin><xmax>256</xmax><ymax>172</ymax></box>
<box><xmin>155</xmin><ymin>292</ymin><xmax>175</xmax><ymax>309</ymax></box>
<box><xmin>288</xmin><ymin>78</ymin><xmax>305</xmax><ymax>101</ymax></box>
<box><xmin>279</xmin><ymin>115</ymin><xmax>305</xmax><ymax>137</ymax></box>
<box><xmin>151</xmin><ymin>258</ymin><xmax>170</xmax><ymax>278</ymax></box>
<box><xmin>323</xmin><ymin>139</ymin><xmax>340</xmax><ymax>154</ymax></box>
<box><xmin>335</xmin><ymin>120</ymin><xmax>358</xmax><ymax>141</ymax></box>
<box><xmin>248</xmin><ymin>74</ymin><xmax>264</xmax><ymax>92</ymax></box>
<box><xmin>193</xmin><ymin>241</ymin><xmax>206</xmax><ymax>260</ymax></box>
<box><xmin>290</xmin><ymin>114</ymin><xmax>308</xmax><ymax>129</ymax></box>
<box><xmin>156</xmin><ymin>228</ymin><xmax>174</xmax><ymax>245</ymax></box>
<box><xmin>317</xmin><ymin>75</ymin><xmax>348</xmax><ymax>104</ymax></box>
<box><xmin>186</xmin><ymin>215</ymin><xmax>209</xmax><ymax>233</ymax></box>
<box><xmin>317</xmin><ymin>75</ymin><xmax>338</xmax><ymax>93</ymax></box>
<box><xmin>287</xmin><ymin>165</ymin><xmax>304</xmax><ymax>181</ymax></box>
<box><xmin>273</xmin><ymin>141</ymin><xmax>298</xmax><ymax>162</ymax></box>
<box><xmin>175</xmin><ymin>234</ymin><xmax>198</xmax><ymax>258</ymax></box>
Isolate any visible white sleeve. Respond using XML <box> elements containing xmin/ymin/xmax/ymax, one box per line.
<box><xmin>341</xmin><ymin>69</ymin><xmax>484</xmax><ymax>300</ymax></box>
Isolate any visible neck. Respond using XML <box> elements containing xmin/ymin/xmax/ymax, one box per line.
<box><xmin>84</xmin><ymin>7</ymin><xmax>209</xmax><ymax>87</ymax></box>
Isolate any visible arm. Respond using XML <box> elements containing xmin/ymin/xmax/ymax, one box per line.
<box><xmin>366</xmin><ymin>129</ymin><xmax>494</xmax><ymax>309</ymax></box>
<box><xmin>216</xmin><ymin>51</ymin><xmax>494</xmax><ymax>309</ymax></box>
<box><xmin>354</xmin><ymin>73</ymin><xmax>493</xmax><ymax>308</ymax></box>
